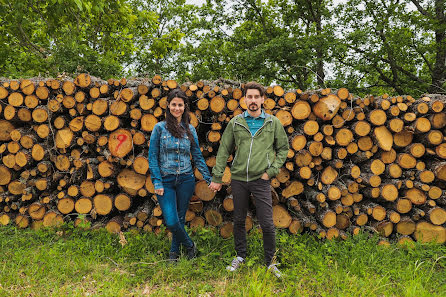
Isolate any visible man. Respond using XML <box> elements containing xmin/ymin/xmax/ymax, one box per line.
<box><xmin>209</xmin><ymin>82</ymin><xmax>289</xmax><ymax>277</ymax></box>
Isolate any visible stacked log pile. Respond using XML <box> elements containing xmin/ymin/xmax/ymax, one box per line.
<box><xmin>0</xmin><ymin>74</ymin><xmax>445</xmax><ymax>244</ymax></box>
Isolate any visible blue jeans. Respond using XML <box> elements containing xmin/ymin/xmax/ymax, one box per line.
<box><xmin>157</xmin><ymin>173</ymin><xmax>196</xmax><ymax>253</ymax></box>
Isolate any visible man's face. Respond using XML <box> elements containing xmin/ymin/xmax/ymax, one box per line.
<box><xmin>245</xmin><ymin>89</ymin><xmax>264</xmax><ymax>113</ymax></box>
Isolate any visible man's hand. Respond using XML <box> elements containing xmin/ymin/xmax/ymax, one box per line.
<box><xmin>155</xmin><ymin>188</ymin><xmax>164</xmax><ymax>196</ymax></box>
<box><xmin>261</xmin><ymin>172</ymin><xmax>269</xmax><ymax>180</ymax></box>
<box><xmin>209</xmin><ymin>182</ymin><xmax>222</xmax><ymax>192</ymax></box>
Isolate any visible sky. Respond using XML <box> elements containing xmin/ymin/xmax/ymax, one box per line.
<box><xmin>185</xmin><ymin>0</ymin><xmax>205</xmax><ymax>4</ymax></box>
<box><xmin>185</xmin><ymin>0</ymin><xmax>348</xmax><ymax>5</ymax></box>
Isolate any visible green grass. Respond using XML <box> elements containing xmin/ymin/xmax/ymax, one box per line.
<box><xmin>0</xmin><ymin>224</ymin><xmax>445</xmax><ymax>297</ymax></box>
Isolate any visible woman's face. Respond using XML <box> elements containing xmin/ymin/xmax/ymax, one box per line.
<box><xmin>168</xmin><ymin>97</ymin><xmax>185</xmax><ymax>121</ymax></box>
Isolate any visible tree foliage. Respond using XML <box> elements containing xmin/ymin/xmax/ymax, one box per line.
<box><xmin>172</xmin><ymin>0</ymin><xmax>335</xmax><ymax>90</ymax></box>
<box><xmin>129</xmin><ymin>0</ymin><xmax>199</xmax><ymax>77</ymax></box>
<box><xmin>0</xmin><ymin>0</ymin><xmax>152</xmax><ymax>78</ymax></box>
<box><xmin>334</xmin><ymin>0</ymin><xmax>446</xmax><ymax>96</ymax></box>
<box><xmin>1</xmin><ymin>0</ymin><xmax>445</xmax><ymax>96</ymax></box>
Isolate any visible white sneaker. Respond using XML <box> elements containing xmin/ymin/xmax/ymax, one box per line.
<box><xmin>226</xmin><ymin>256</ymin><xmax>244</xmax><ymax>272</ymax></box>
<box><xmin>267</xmin><ymin>263</ymin><xmax>283</xmax><ymax>278</ymax></box>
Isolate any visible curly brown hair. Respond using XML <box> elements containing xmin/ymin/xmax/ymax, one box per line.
<box><xmin>165</xmin><ymin>89</ymin><xmax>194</xmax><ymax>144</ymax></box>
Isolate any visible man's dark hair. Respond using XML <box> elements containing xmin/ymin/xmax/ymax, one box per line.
<box><xmin>243</xmin><ymin>81</ymin><xmax>265</xmax><ymax>97</ymax></box>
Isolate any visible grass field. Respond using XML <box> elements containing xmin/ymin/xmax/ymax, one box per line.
<box><xmin>0</xmin><ymin>224</ymin><xmax>445</xmax><ymax>297</ymax></box>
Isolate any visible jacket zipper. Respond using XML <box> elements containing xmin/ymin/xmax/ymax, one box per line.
<box><xmin>232</xmin><ymin>150</ymin><xmax>238</xmax><ymax>165</ymax></box>
<box><xmin>247</xmin><ymin>137</ymin><xmax>254</xmax><ymax>181</ymax></box>
<box><xmin>234</xmin><ymin>117</ymin><xmax>272</xmax><ymax>182</ymax></box>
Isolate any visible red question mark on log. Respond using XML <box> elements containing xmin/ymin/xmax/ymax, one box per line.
<box><xmin>115</xmin><ymin>134</ymin><xmax>128</xmax><ymax>153</ymax></box>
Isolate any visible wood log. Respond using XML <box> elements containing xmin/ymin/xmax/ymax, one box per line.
<box><xmin>15</xmin><ymin>215</ymin><xmax>30</xmax><ymax>228</ymax></box>
<box><xmin>105</xmin><ymin>216</ymin><xmax>123</xmax><ymax>233</ymax></box>
<box><xmin>42</xmin><ymin>211</ymin><xmax>64</xmax><ymax>227</ymax></box>
<box><xmin>393</xmin><ymin>129</ymin><xmax>413</xmax><ymax>148</ymax></box>
<box><xmin>414</xmin><ymin>221</ymin><xmax>446</xmax><ymax>243</ymax></box>
<box><xmin>369</xmin><ymin>109</ymin><xmax>387</xmax><ymax>126</ymax></box>
<box><xmin>195</xmin><ymin>180</ymin><xmax>215</xmax><ymax>201</ymax></box>
<box><xmin>291</xmin><ymin>101</ymin><xmax>311</xmax><ymax>120</ymax></box>
<box><xmin>93</xmin><ymin>194</ymin><xmax>113</xmax><ymax>215</ymax></box>
<box><xmin>35</xmin><ymin>86</ymin><xmax>49</xmax><ymax>100</ymax></box>
<box><xmin>223</xmin><ymin>194</ymin><xmax>234</xmax><ymax>212</ymax></box>
<box><xmin>220</xmin><ymin>221</ymin><xmax>233</xmax><ymax>238</ymax></box>
<box><xmin>429</xmin><ymin>112</ymin><xmax>446</xmax><ymax>129</ymax></box>
<box><xmin>141</xmin><ymin>114</ymin><xmax>158</xmax><ymax>132</ymax></box>
<box><xmin>288</xmin><ymin>218</ymin><xmax>303</xmax><ymax>234</ymax></box>
<box><xmin>57</xmin><ymin>197</ymin><xmax>75</xmax><ymax>214</ymax></box>
<box><xmin>0</xmin><ymin>120</ymin><xmax>15</xmax><ymax>141</ymax></box>
<box><xmin>110</xmin><ymin>100</ymin><xmax>128</xmax><ymax>116</ymax></box>
<box><xmin>303</xmin><ymin>120</ymin><xmax>319</xmax><ymax>136</ymax></box>
<box><xmin>326</xmin><ymin>227</ymin><xmax>340</xmax><ymax>240</ymax></box>
<box><xmin>272</xmin><ymin>205</ymin><xmax>292</xmax><ymax>228</ymax></box>
<box><xmin>374</xmin><ymin>220</ymin><xmax>393</xmax><ymax>237</ymax></box>
<box><xmin>1</xmin><ymin>75</ymin><xmax>446</xmax><ymax>241</ymax></box>
<box><xmin>0</xmin><ymin>165</ymin><xmax>12</xmax><ymax>185</ymax></box>
<box><xmin>373</xmin><ymin>126</ymin><xmax>393</xmax><ymax>151</ymax></box>
<box><xmin>428</xmin><ymin>186</ymin><xmax>443</xmax><ymax>200</ymax></box>
<box><xmin>74</xmin><ymin>73</ymin><xmax>91</xmax><ymax>88</ymax></box>
<box><xmin>132</xmin><ymin>155</ymin><xmax>149</xmax><ymax>175</ymax></box>
<box><xmin>189</xmin><ymin>216</ymin><xmax>205</xmax><ymax>229</ymax></box>
<box><xmin>117</xmin><ymin>169</ymin><xmax>145</xmax><ymax>196</ymax></box>
<box><xmin>313</xmin><ymin>94</ymin><xmax>341</xmax><ymax>120</ymax></box>
<box><xmin>281</xmin><ymin>181</ymin><xmax>304</xmax><ymax>198</ymax></box>
<box><xmin>318</xmin><ymin>209</ymin><xmax>337</xmax><ymax>228</ymax></box>
<box><xmin>321</xmin><ymin>166</ymin><xmax>338</xmax><ymax>185</ymax></box>
<box><xmin>115</xmin><ymin>193</ymin><xmax>132</xmax><ymax>211</ymax></box>
<box><xmin>380</xmin><ymin>183</ymin><xmax>398</xmax><ymax>202</ymax></box>
<box><xmin>427</xmin><ymin>207</ymin><xmax>446</xmax><ymax>225</ymax></box>
<box><xmin>204</xmin><ymin>209</ymin><xmax>223</xmax><ymax>226</ymax></box>
<box><xmin>275</xmin><ymin>110</ymin><xmax>293</xmax><ymax>126</ymax></box>
<box><xmin>55</xmin><ymin>128</ymin><xmax>74</xmax><ymax>149</ymax></box>
<box><xmin>405</xmin><ymin>188</ymin><xmax>426</xmax><ymax>205</ymax></box>
<box><xmin>108</xmin><ymin>129</ymin><xmax>133</xmax><ymax>158</ymax></box>
<box><xmin>32</xmin><ymin>107</ymin><xmax>48</xmax><ymax>123</ymax></box>
<box><xmin>28</xmin><ymin>202</ymin><xmax>46</xmax><ymax>220</ymax></box>
<box><xmin>396</xmin><ymin>216</ymin><xmax>416</xmax><ymax>235</ymax></box>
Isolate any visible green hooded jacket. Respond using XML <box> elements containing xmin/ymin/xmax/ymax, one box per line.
<box><xmin>211</xmin><ymin>112</ymin><xmax>289</xmax><ymax>183</ymax></box>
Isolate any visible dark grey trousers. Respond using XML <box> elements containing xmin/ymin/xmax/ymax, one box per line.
<box><xmin>231</xmin><ymin>178</ymin><xmax>276</xmax><ymax>266</ymax></box>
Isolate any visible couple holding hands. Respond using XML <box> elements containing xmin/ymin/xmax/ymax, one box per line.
<box><xmin>148</xmin><ymin>82</ymin><xmax>289</xmax><ymax>277</ymax></box>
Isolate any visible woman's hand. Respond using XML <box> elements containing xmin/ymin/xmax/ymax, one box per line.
<box><xmin>209</xmin><ymin>182</ymin><xmax>222</xmax><ymax>192</ymax></box>
<box><xmin>155</xmin><ymin>188</ymin><xmax>164</xmax><ymax>196</ymax></box>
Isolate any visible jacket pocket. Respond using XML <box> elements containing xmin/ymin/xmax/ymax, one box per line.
<box><xmin>246</xmin><ymin>148</ymin><xmax>270</xmax><ymax>178</ymax></box>
<box><xmin>160</xmin><ymin>134</ymin><xmax>170</xmax><ymax>151</ymax></box>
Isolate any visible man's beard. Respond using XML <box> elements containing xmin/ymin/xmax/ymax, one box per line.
<box><xmin>248</xmin><ymin>104</ymin><xmax>259</xmax><ymax>111</ymax></box>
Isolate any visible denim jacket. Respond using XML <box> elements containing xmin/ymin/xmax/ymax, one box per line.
<box><xmin>148</xmin><ymin>121</ymin><xmax>212</xmax><ymax>190</ymax></box>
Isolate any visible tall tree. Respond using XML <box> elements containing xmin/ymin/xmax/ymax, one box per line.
<box><xmin>0</xmin><ymin>0</ymin><xmax>158</xmax><ymax>78</ymax></box>
<box><xmin>334</xmin><ymin>0</ymin><xmax>446</xmax><ymax>96</ymax></box>
<box><xmin>412</xmin><ymin>0</ymin><xmax>446</xmax><ymax>93</ymax></box>
<box><xmin>282</xmin><ymin>0</ymin><xmax>331</xmax><ymax>86</ymax></box>
<box><xmin>174</xmin><ymin>0</ymin><xmax>335</xmax><ymax>89</ymax></box>
<box><xmin>130</xmin><ymin>0</ymin><xmax>200</xmax><ymax>77</ymax></box>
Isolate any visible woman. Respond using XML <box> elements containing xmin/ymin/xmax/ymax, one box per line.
<box><xmin>148</xmin><ymin>89</ymin><xmax>211</xmax><ymax>262</ymax></box>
